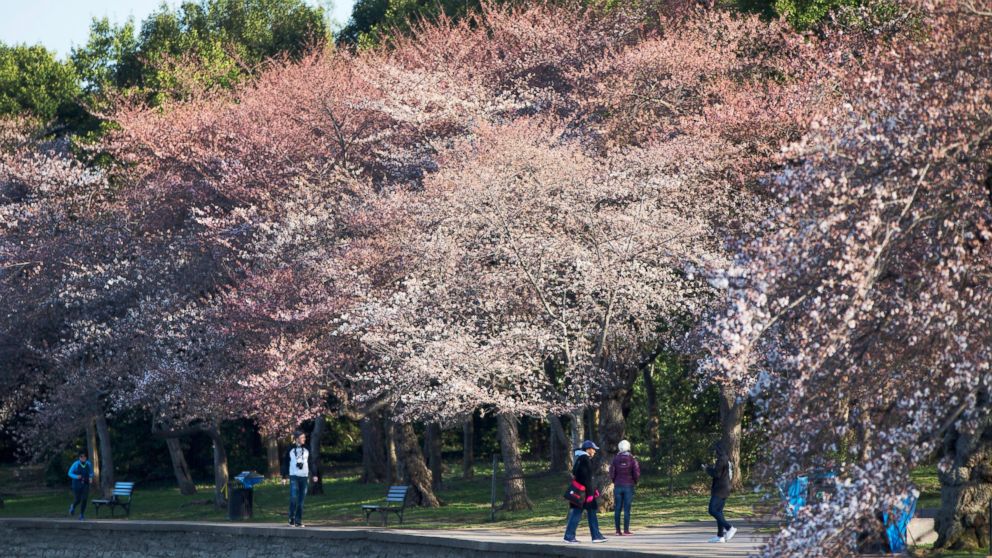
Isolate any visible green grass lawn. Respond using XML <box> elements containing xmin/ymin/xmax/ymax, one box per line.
<box><xmin>911</xmin><ymin>465</ymin><xmax>942</xmax><ymax>510</ymax></box>
<box><xmin>0</xmin><ymin>461</ymin><xmax>760</xmax><ymax>533</ymax></box>
<box><xmin>3</xmin><ymin>461</ymin><xmax>970</xmax><ymax>556</ymax></box>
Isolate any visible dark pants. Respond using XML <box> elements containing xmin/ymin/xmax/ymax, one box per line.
<box><xmin>614</xmin><ymin>485</ymin><xmax>634</xmax><ymax>532</ymax></box>
<box><xmin>708</xmin><ymin>495</ymin><xmax>732</xmax><ymax>536</ymax></box>
<box><xmin>564</xmin><ymin>505</ymin><xmax>603</xmax><ymax>541</ymax></box>
<box><xmin>289</xmin><ymin>476</ymin><xmax>308</xmax><ymax>525</ymax></box>
<box><xmin>71</xmin><ymin>483</ymin><xmax>89</xmax><ymax>516</ymax></box>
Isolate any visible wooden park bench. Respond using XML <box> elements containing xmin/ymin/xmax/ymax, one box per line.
<box><xmin>361</xmin><ymin>485</ymin><xmax>410</xmax><ymax>526</ymax></box>
<box><xmin>92</xmin><ymin>482</ymin><xmax>135</xmax><ymax>517</ymax></box>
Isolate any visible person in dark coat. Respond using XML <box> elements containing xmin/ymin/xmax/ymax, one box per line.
<box><xmin>66</xmin><ymin>452</ymin><xmax>93</xmax><ymax>520</ymax></box>
<box><xmin>563</xmin><ymin>440</ymin><xmax>607</xmax><ymax>544</ymax></box>
<box><xmin>610</xmin><ymin>439</ymin><xmax>640</xmax><ymax>535</ymax></box>
<box><xmin>703</xmin><ymin>442</ymin><xmax>736</xmax><ymax>542</ymax></box>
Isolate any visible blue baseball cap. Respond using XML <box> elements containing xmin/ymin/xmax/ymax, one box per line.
<box><xmin>581</xmin><ymin>440</ymin><xmax>600</xmax><ymax>450</ymax></box>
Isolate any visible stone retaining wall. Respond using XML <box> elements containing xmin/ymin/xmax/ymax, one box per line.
<box><xmin>1</xmin><ymin>519</ymin><xmax>654</xmax><ymax>558</ymax></box>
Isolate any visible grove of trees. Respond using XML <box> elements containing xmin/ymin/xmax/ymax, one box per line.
<box><xmin>1</xmin><ymin>0</ymin><xmax>990</xmax><ymax>556</ymax></box>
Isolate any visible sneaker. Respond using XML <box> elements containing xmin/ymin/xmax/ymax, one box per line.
<box><xmin>78</xmin><ymin>515</ymin><xmax>85</xmax><ymax>521</ymax></box>
<box><xmin>615</xmin><ymin>530</ymin><xmax>623</xmax><ymax>536</ymax></box>
<box><xmin>69</xmin><ymin>504</ymin><xmax>75</xmax><ymax>516</ymax></box>
<box><xmin>288</xmin><ymin>520</ymin><xmax>294</xmax><ymax>527</ymax></box>
<box><xmin>563</xmin><ymin>538</ymin><xmax>579</xmax><ymax>544</ymax></box>
<box><xmin>592</xmin><ymin>538</ymin><xmax>608</xmax><ymax>543</ymax></box>
<box><xmin>725</xmin><ymin>526</ymin><xmax>737</xmax><ymax>541</ymax></box>
<box><xmin>296</xmin><ymin>522</ymin><xmax>305</xmax><ymax>528</ymax></box>
<box><xmin>707</xmin><ymin>536</ymin><xmax>726</xmax><ymax>543</ymax></box>
<box><xmin>623</xmin><ymin>530</ymin><xmax>633</xmax><ymax>536</ymax></box>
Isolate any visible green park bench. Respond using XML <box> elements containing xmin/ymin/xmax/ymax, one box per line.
<box><xmin>92</xmin><ymin>481</ymin><xmax>135</xmax><ymax>517</ymax></box>
<box><xmin>361</xmin><ymin>485</ymin><xmax>410</xmax><ymax>526</ymax></box>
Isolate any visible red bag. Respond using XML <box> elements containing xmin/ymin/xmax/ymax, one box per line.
<box><xmin>563</xmin><ymin>479</ymin><xmax>586</xmax><ymax>506</ymax></box>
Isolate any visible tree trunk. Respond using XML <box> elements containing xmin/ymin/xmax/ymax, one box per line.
<box><xmin>310</xmin><ymin>417</ymin><xmax>325</xmax><ymax>495</ymax></box>
<box><xmin>463</xmin><ymin>417</ymin><xmax>475</xmax><ymax>479</ymax></box>
<box><xmin>548</xmin><ymin>414</ymin><xmax>570</xmax><ymax>473</ymax></box>
<box><xmin>497</xmin><ymin>413</ymin><xmax>532</xmax><ymax>511</ymax></box>
<box><xmin>385</xmin><ymin>418</ymin><xmax>400</xmax><ymax>485</ymax></box>
<box><xmin>718</xmin><ymin>384</ymin><xmax>746</xmax><ymax>490</ymax></box>
<box><xmin>395</xmin><ymin>423</ymin><xmax>440</xmax><ymax>507</ymax></box>
<box><xmin>361</xmin><ymin>414</ymin><xmax>388</xmax><ymax>483</ymax></box>
<box><xmin>570</xmin><ymin>410</ymin><xmax>585</xmax><ymax>449</ymax></box>
<box><xmin>94</xmin><ymin>414</ymin><xmax>115</xmax><ymax>499</ymax></box>
<box><xmin>165</xmin><ymin>436</ymin><xmax>197</xmax><ymax>495</ymax></box>
<box><xmin>265</xmin><ymin>436</ymin><xmax>281</xmax><ymax>479</ymax></box>
<box><xmin>204</xmin><ymin>424</ymin><xmax>228</xmax><ymax>508</ymax></box>
<box><xmin>642</xmin><ymin>364</ymin><xmax>662</xmax><ymax>463</ymax></box>
<box><xmin>596</xmin><ymin>392</ymin><xmax>628</xmax><ymax>512</ymax></box>
<box><xmin>85</xmin><ymin>417</ymin><xmax>101</xmax><ymax>490</ymax></box>
<box><xmin>935</xmin><ymin>408</ymin><xmax>992</xmax><ymax>551</ymax></box>
<box><xmin>425</xmin><ymin>422</ymin><xmax>444</xmax><ymax>490</ymax></box>
<box><xmin>585</xmin><ymin>407</ymin><xmax>597</xmax><ymax>441</ymax></box>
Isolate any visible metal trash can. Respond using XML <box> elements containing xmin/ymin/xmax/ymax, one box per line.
<box><xmin>228</xmin><ymin>471</ymin><xmax>264</xmax><ymax>520</ymax></box>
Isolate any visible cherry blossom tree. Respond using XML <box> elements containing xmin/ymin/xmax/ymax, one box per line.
<box><xmin>701</xmin><ymin>2</ymin><xmax>992</xmax><ymax>554</ymax></box>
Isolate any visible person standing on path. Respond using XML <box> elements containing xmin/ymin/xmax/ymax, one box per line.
<box><xmin>287</xmin><ymin>430</ymin><xmax>317</xmax><ymax>527</ymax></box>
<box><xmin>67</xmin><ymin>452</ymin><xmax>93</xmax><ymax>520</ymax></box>
<box><xmin>703</xmin><ymin>442</ymin><xmax>737</xmax><ymax>542</ymax></box>
<box><xmin>563</xmin><ymin>440</ymin><xmax>607</xmax><ymax>544</ymax></box>
<box><xmin>609</xmin><ymin>439</ymin><xmax>640</xmax><ymax>536</ymax></box>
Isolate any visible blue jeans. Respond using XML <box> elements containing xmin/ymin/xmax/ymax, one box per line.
<box><xmin>564</xmin><ymin>506</ymin><xmax>604</xmax><ymax>541</ymax></box>
<box><xmin>289</xmin><ymin>476</ymin><xmax>309</xmax><ymax>525</ymax></box>
<box><xmin>614</xmin><ymin>485</ymin><xmax>634</xmax><ymax>532</ymax></box>
<box><xmin>708</xmin><ymin>495</ymin><xmax>732</xmax><ymax>536</ymax></box>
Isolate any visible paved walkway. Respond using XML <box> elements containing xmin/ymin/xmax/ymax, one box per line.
<box><xmin>2</xmin><ymin>518</ymin><xmax>769</xmax><ymax>557</ymax></box>
<box><xmin>391</xmin><ymin>522</ymin><xmax>768</xmax><ymax>556</ymax></box>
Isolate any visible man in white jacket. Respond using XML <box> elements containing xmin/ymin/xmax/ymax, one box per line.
<box><xmin>288</xmin><ymin>430</ymin><xmax>317</xmax><ymax>527</ymax></box>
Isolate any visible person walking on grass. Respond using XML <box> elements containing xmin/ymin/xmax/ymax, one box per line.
<box><xmin>67</xmin><ymin>452</ymin><xmax>93</xmax><ymax>520</ymax></box>
<box><xmin>286</xmin><ymin>430</ymin><xmax>317</xmax><ymax>527</ymax></box>
<box><xmin>610</xmin><ymin>439</ymin><xmax>640</xmax><ymax>536</ymax></box>
<box><xmin>563</xmin><ymin>440</ymin><xmax>607</xmax><ymax>544</ymax></box>
<box><xmin>703</xmin><ymin>442</ymin><xmax>737</xmax><ymax>543</ymax></box>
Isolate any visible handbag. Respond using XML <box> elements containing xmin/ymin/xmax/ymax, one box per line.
<box><xmin>563</xmin><ymin>478</ymin><xmax>586</xmax><ymax>506</ymax></box>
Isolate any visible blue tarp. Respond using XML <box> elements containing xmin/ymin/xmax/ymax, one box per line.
<box><xmin>882</xmin><ymin>494</ymin><xmax>918</xmax><ymax>553</ymax></box>
<box><xmin>778</xmin><ymin>476</ymin><xmax>809</xmax><ymax>519</ymax></box>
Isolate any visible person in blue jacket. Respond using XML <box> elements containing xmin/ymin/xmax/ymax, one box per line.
<box><xmin>67</xmin><ymin>452</ymin><xmax>94</xmax><ymax>520</ymax></box>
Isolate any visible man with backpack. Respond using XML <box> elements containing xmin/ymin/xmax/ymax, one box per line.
<box><xmin>67</xmin><ymin>452</ymin><xmax>93</xmax><ymax>520</ymax></box>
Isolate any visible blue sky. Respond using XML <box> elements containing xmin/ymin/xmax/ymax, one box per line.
<box><xmin>0</xmin><ymin>0</ymin><xmax>356</xmax><ymax>58</ymax></box>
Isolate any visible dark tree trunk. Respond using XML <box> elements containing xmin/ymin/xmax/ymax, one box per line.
<box><xmin>165</xmin><ymin>436</ymin><xmax>197</xmax><ymax>495</ymax></box>
<box><xmin>361</xmin><ymin>414</ymin><xmax>388</xmax><ymax>483</ymax></box>
<box><xmin>548</xmin><ymin>414</ymin><xmax>570</xmax><ymax>473</ymax></box>
<box><xmin>265</xmin><ymin>436</ymin><xmax>281</xmax><ymax>479</ymax></box>
<box><xmin>310</xmin><ymin>417</ymin><xmax>325</xmax><ymax>495</ymax></box>
<box><xmin>463</xmin><ymin>417</ymin><xmax>475</xmax><ymax>479</ymax></box>
<box><xmin>497</xmin><ymin>413</ymin><xmax>532</xmax><ymax>511</ymax></box>
<box><xmin>595</xmin><ymin>391</ymin><xmax>628</xmax><ymax>511</ymax></box>
<box><xmin>585</xmin><ymin>407</ymin><xmax>597</xmax><ymax>441</ymax></box>
<box><xmin>718</xmin><ymin>384</ymin><xmax>746</xmax><ymax>490</ymax></box>
<box><xmin>425</xmin><ymin>422</ymin><xmax>443</xmax><ymax>490</ymax></box>
<box><xmin>204</xmin><ymin>424</ymin><xmax>228</xmax><ymax>508</ymax></box>
<box><xmin>936</xmin><ymin>407</ymin><xmax>992</xmax><ymax>551</ymax></box>
<box><xmin>85</xmin><ymin>417</ymin><xmax>101</xmax><ymax>490</ymax></box>
<box><xmin>642</xmin><ymin>364</ymin><xmax>662</xmax><ymax>463</ymax></box>
<box><xmin>395</xmin><ymin>423</ymin><xmax>440</xmax><ymax>507</ymax></box>
<box><xmin>94</xmin><ymin>414</ymin><xmax>115</xmax><ymax>499</ymax></box>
